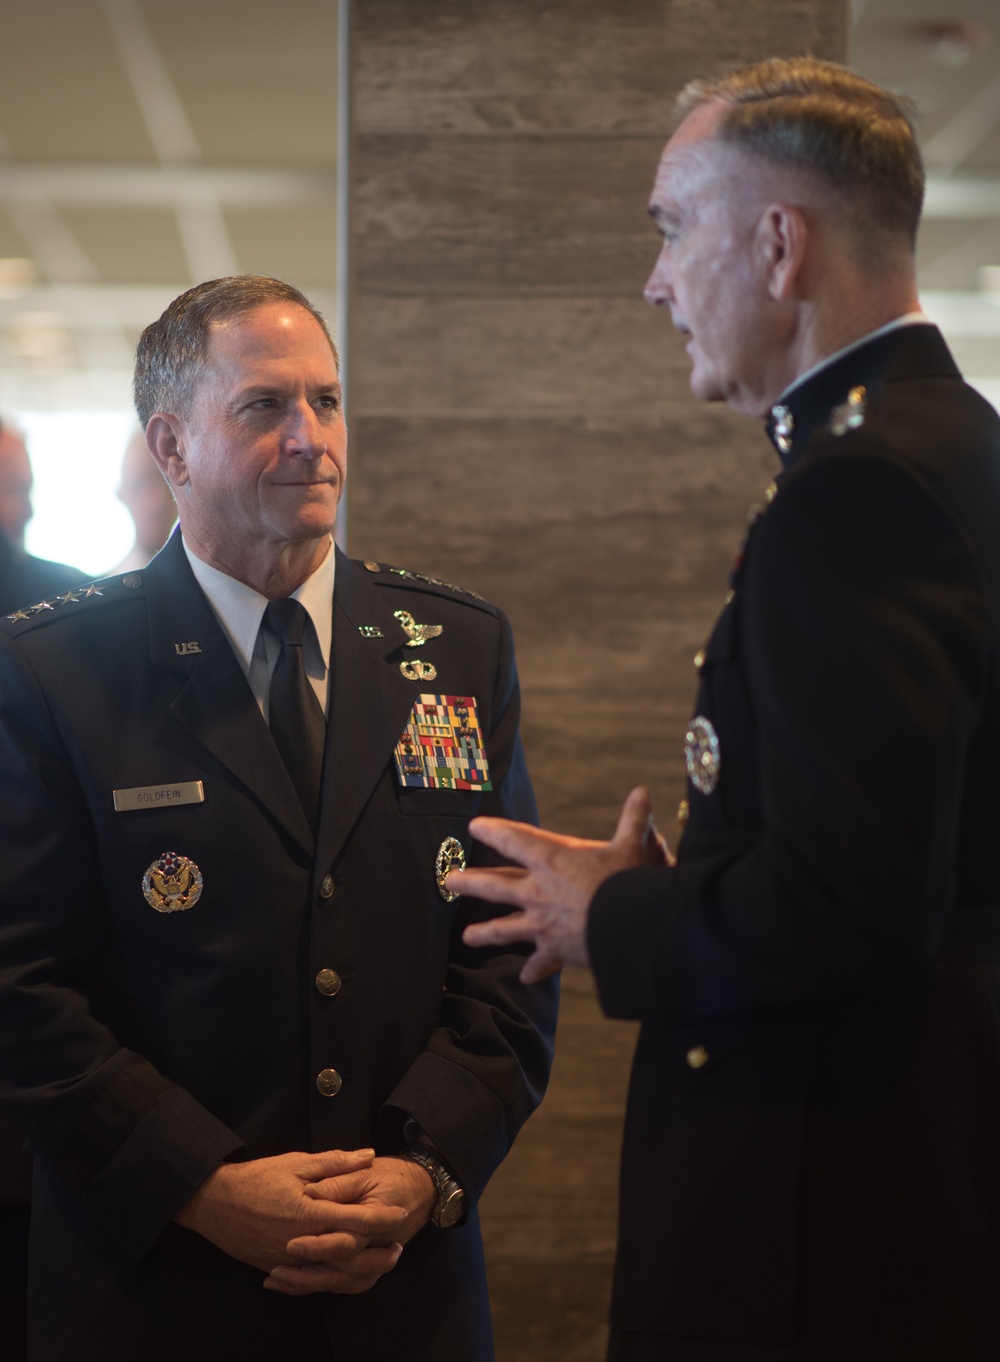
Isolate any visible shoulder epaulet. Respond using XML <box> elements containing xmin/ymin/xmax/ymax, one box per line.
<box><xmin>358</xmin><ymin>559</ymin><xmax>488</xmax><ymax>604</ymax></box>
<box><xmin>2</xmin><ymin>572</ymin><xmax>145</xmax><ymax>632</ymax></box>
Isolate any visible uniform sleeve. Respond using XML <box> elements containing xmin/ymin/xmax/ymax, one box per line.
<box><xmin>589</xmin><ymin>451</ymin><xmax>994</xmax><ymax>1024</ymax></box>
<box><xmin>381</xmin><ymin>607</ymin><xmax>558</xmax><ymax>1201</ymax></box>
<box><xmin>0</xmin><ymin>634</ymin><xmax>243</xmax><ymax>1261</ymax></box>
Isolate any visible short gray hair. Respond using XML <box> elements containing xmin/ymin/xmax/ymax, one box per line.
<box><xmin>677</xmin><ymin>57</ymin><xmax>924</xmax><ymax>245</ymax></box>
<box><xmin>133</xmin><ymin>276</ymin><xmax>338</xmax><ymax>427</ymax></box>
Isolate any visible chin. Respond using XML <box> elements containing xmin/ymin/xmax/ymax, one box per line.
<box><xmin>689</xmin><ymin>370</ymin><xmax>726</xmax><ymax>404</ymax></box>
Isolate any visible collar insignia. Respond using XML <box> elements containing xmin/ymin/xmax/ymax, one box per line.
<box><xmin>829</xmin><ymin>385</ymin><xmax>867</xmax><ymax>437</ymax></box>
<box><xmin>770</xmin><ymin>404</ymin><xmax>794</xmax><ymax>454</ymax></box>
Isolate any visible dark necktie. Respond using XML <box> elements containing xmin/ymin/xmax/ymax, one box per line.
<box><xmin>263</xmin><ymin>598</ymin><xmax>326</xmax><ymax>829</ymax></box>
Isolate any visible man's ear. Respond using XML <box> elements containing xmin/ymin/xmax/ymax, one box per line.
<box><xmin>759</xmin><ymin>202</ymin><xmax>807</xmax><ymax>301</ymax></box>
<box><xmin>145</xmin><ymin>414</ymin><xmax>190</xmax><ymax>489</ymax></box>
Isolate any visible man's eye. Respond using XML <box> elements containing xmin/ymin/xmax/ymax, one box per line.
<box><xmin>316</xmin><ymin>395</ymin><xmax>340</xmax><ymax>410</ymax></box>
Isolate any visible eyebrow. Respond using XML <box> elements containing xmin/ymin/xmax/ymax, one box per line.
<box><xmin>236</xmin><ymin>379</ymin><xmax>342</xmax><ymax>402</ymax></box>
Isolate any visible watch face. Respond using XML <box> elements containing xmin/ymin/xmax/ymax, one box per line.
<box><xmin>437</xmin><ymin>1189</ymin><xmax>466</xmax><ymax>1229</ymax></box>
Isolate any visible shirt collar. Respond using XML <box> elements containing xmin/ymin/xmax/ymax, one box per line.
<box><xmin>182</xmin><ymin>536</ymin><xmax>336</xmax><ymax>677</ymax></box>
<box><xmin>777</xmin><ymin>313</ymin><xmax>930</xmax><ymax>404</ymax></box>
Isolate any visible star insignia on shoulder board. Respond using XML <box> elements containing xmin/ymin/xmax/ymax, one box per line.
<box><xmin>29</xmin><ymin>600</ymin><xmax>54</xmax><ymax>614</ymax></box>
<box><xmin>5</xmin><ymin>608</ymin><xmax>31</xmax><ymax>622</ymax></box>
<box><xmin>56</xmin><ymin>590</ymin><xmax>82</xmax><ymax>604</ymax></box>
<box><xmin>394</xmin><ymin>609</ymin><xmax>443</xmax><ymax>647</ymax></box>
<box><xmin>829</xmin><ymin>385</ymin><xmax>867</xmax><ymax>437</ymax></box>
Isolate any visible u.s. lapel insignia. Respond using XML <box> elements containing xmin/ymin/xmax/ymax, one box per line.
<box><xmin>142</xmin><ymin>851</ymin><xmax>204</xmax><ymax>913</ymax></box>
<box><xmin>394</xmin><ymin>609</ymin><xmax>443</xmax><ymax>648</ymax></box>
<box><xmin>400</xmin><ymin>659</ymin><xmax>437</xmax><ymax>682</ymax></box>
<box><xmin>395</xmin><ymin>693</ymin><xmax>492</xmax><ymax>791</ymax></box>
<box><xmin>684</xmin><ymin>716</ymin><xmax>721</xmax><ymax>795</ymax></box>
<box><xmin>436</xmin><ymin>837</ymin><xmax>466</xmax><ymax>902</ymax></box>
<box><xmin>174</xmin><ymin>641</ymin><xmax>202</xmax><ymax>656</ymax></box>
<box><xmin>829</xmin><ymin>385</ymin><xmax>867</xmax><ymax>437</ymax></box>
<box><xmin>359</xmin><ymin>625</ymin><xmax>384</xmax><ymax>639</ymax></box>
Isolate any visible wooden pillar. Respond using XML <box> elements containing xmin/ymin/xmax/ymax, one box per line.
<box><xmin>348</xmin><ymin>4</ymin><xmax>847</xmax><ymax>1357</ymax></box>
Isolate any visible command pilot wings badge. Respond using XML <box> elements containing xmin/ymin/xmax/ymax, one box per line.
<box><xmin>394</xmin><ymin>609</ymin><xmax>443</xmax><ymax>648</ymax></box>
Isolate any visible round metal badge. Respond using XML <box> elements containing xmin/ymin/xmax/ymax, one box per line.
<box><xmin>142</xmin><ymin>851</ymin><xmax>204</xmax><ymax>913</ymax></box>
<box><xmin>684</xmin><ymin>716</ymin><xmax>721</xmax><ymax>796</ymax></box>
<box><xmin>435</xmin><ymin>837</ymin><xmax>466</xmax><ymax>903</ymax></box>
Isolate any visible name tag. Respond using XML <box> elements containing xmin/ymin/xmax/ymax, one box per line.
<box><xmin>113</xmin><ymin>781</ymin><xmax>205</xmax><ymax>812</ymax></box>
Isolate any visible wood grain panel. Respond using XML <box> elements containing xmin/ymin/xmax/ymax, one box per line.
<box><xmin>356</xmin><ymin>133</ymin><xmax>663</xmax><ymax>293</ymax></box>
<box><xmin>356</xmin><ymin>0</ymin><xmax>846</xmax><ymax>135</ymax></box>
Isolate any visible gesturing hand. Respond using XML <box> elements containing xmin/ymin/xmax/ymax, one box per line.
<box><xmin>452</xmin><ymin>786</ymin><xmax>670</xmax><ymax>983</ymax></box>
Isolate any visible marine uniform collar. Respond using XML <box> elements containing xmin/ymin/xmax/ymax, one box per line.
<box><xmin>764</xmin><ymin>319</ymin><xmax>955</xmax><ymax>466</ymax></box>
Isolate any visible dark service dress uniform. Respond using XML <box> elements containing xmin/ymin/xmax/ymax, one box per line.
<box><xmin>0</xmin><ymin>531</ymin><xmax>557</xmax><ymax>1362</ymax></box>
<box><xmin>591</xmin><ymin>324</ymin><xmax>1000</xmax><ymax>1361</ymax></box>
<box><xmin>0</xmin><ymin>538</ymin><xmax>82</xmax><ymax>1359</ymax></box>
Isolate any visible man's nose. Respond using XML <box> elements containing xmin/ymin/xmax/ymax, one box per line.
<box><xmin>643</xmin><ymin>246</ymin><xmax>673</xmax><ymax>307</ymax></box>
<box><xmin>284</xmin><ymin>401</ymin><xmax>326</xmax><ymax>454</ymax></box>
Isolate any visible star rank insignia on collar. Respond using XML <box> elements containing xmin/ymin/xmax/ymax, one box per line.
<box><xmin>829</xmin><ymin>385</ymin><xmax>867</xmax><ymax>437</ymax></box>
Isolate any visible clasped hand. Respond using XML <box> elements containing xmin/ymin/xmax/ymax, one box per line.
<box><xmin>175</xmin><ymin>1148</ymin><xmax>436</xmax><ymax>1296</ymax></box>
<box><xmin>451</xmin><ymin>786</ymin><xmax>671</xmax><ymax>983</ymax></box>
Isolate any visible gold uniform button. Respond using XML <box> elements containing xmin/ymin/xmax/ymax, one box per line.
<box><xmin>315</xmin><ymin>968</ymin><xmax>342</xmax><ymax>997</ymax></box>
<box><xmin>316</xmin><ymin>1068</ymin><xmax>342</xmax><ymax>1097</ymax></box>
<box><xmin>319</xmin><ymin>874</ymin><xmax>335</xmax><ymax>899</ymax></box>
<box><xmin>676</xmin><ymin>799</ymin><xmax>689</xmax><ymax>828</ymax></box>
<box><xmin>685</xmin><ymin>1045</ymin><xmax>710</xmax><ymax>1070</ymax></box>
<box><xmin>693</xmin><ymin>649</ymin><xmax>706</xmax><ymax>670</ymax></box>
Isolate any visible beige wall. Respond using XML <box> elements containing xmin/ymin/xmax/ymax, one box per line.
<box><xmin>348</xmin><ymin>5</ymin><xmax>847</xmax><ymax>1357</ymax></box>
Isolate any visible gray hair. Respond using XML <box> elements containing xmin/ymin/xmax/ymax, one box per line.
<box><xmin>133</xmin><ymin>276</ymin><xmax>338</xmax><ymax>427</ymax></box>
<box><xmin>677</xmin><ymin>57</ymin><xmax>924</xmax><ymax>246</ymax></box>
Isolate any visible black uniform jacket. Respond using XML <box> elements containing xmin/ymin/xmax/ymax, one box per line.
<box><xmin>590</xmin><ymin>325</ymin><xmax>1000</xmax><ymax>1360</ymax></box>
<box><xmin>0</xmin><ymin>539</ymin><xmax>81</xmax><ymax>1206</ymax></box>
<box><xmin>0</xmin><ymin>531</ymin><xmax>557</xmax><ymax>1362</ymax></box>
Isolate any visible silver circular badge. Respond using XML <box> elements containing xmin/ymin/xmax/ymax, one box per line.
<box><xmin>435</xmin><ymin>837</ymin><xmax>466</xmax><ymax>903</ymax></box>
<box><xmin>684</xmin><ymin>716</ymin><xmax>721</xmax><ymax>796</ymax></box>
<box><xmin>142</xmin><ymin>851</ymin><xmax>204</xmax><ymax>913</ymax></box>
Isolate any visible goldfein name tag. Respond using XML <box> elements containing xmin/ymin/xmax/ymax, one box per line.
<box><xmin>113</xmin><ymin>781</ymin><xmax>205</xmax><ymax>812</ymax></box>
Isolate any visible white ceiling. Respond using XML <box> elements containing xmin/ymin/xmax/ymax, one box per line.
<box><xmin>852</xmin><ymin>0</ymin><xmax>1000</xmax><ymax>391</ymax></box>
<box><xmin>0</xmin><ymin>0</ymin><xmax>340</xmax><ymax>412</ymax></box>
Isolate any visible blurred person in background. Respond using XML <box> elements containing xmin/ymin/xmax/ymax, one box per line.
<box><xmin>0</xmin><ymin>419</ymin><xmax>82</xmax><ymax>615</ymax></box>
<box><xmin>0</xmin><ymin>417</ymin><xmax>82</xmax><ymax>1359</ymax></box>
<box><xmin>107</xmin><ymin>426</ymin><xmax>176</xmax><ymax>574</ymax></box>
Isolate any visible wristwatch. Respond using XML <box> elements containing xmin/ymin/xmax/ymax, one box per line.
<box><xmin>403</xmin><ymin>1142</ymin><xmax>467</xmax><ymax>1228</ymax></box>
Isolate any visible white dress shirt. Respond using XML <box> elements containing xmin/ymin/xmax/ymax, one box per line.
<box><xmin>182</xmin><ymin>536</ymin><xmax>335</xmax><ymax>721</ymax></box>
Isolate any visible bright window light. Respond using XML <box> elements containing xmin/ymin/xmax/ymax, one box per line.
<box><xmin>18</xmin><ymin>410</ymin><xmax>139</xmax><ymax>579</ymax></box>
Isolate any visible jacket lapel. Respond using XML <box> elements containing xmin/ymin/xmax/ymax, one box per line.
<box><xmin>142</xmin><ymin>531</ymin><xmax>314</xmax><ymax>857</ymax></box>
<box><xmin>317</xmin><ymin>552</ymin><xmax>418</xmax><ymax>868</ymax></box>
